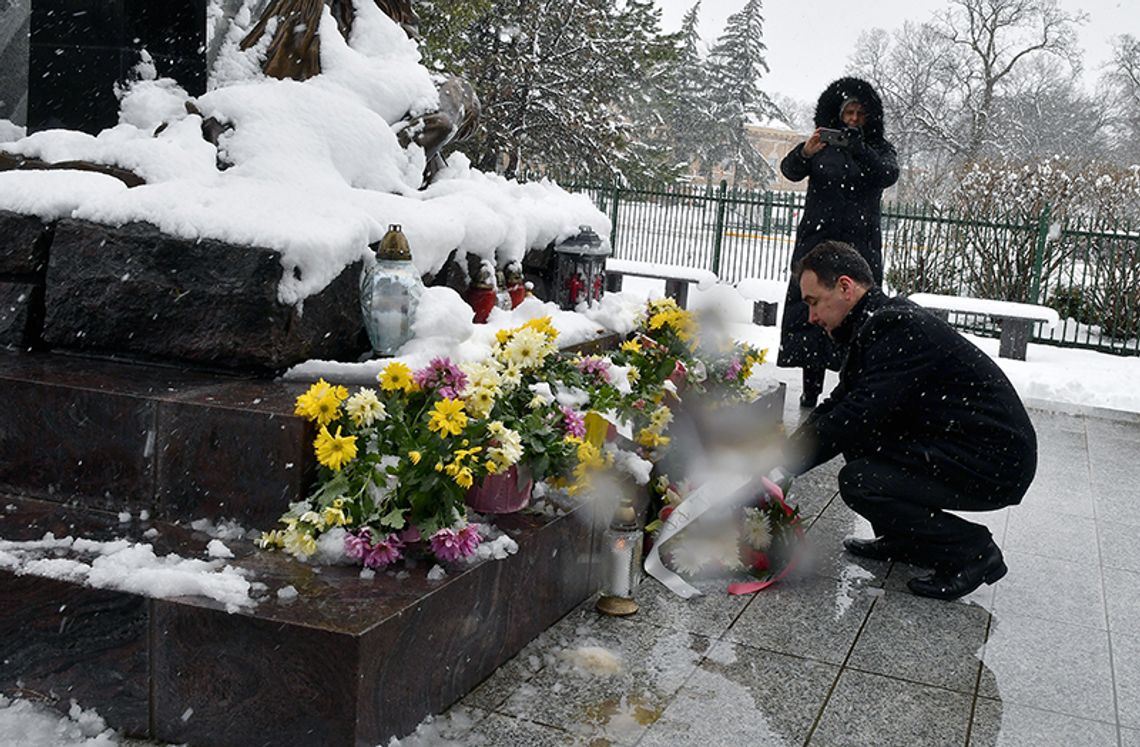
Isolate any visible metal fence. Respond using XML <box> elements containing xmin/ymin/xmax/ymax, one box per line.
<box><xmin>562</xmin><ymin>180</ymin><xmax>1140</xmax><ymax>356</ymax></box>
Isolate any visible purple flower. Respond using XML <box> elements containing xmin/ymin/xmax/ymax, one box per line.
<box><xmin>397</xmin><ymin>525</ymin><xmax>422</xmax><ymax>544</ymax></box>
<box><xmin>430</xmin><ymin>528</ymin><xmax>465</xmax><ymax>563</ymax></box>
<box><xmin>576</xmin><ymin>355</ymin><xmax>611</xmax><ymax>380</ymax></box>
<box><xmin>363</xmin><ymin>534</ymin><xmax>403</xmax><ymax>568</ymax></box>
<box><xmin>344</xmin><ymin>530</ymin><xmax>371</xmax><ymax>560</ymax></box>
<box><xmin>457</xmin><ymin>523</ymin><xmax>483</xmax><ymax>556</ymax></box>
<box><xmin>414</xmin><ymin>357</ymin><xmax>469</xmax><ymax>397</ymax></box>
<box><xmin>561</xmin><ymin>405</ymin><xmax>586</xmax><ymax>438</ymax></box>
<box><xmin>723</xmin><ymin>357</ymin><xmax>743</xmax><ymax>381</ymax></box>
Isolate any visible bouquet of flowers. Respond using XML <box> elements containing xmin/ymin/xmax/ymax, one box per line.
<box><xmin>646</xmin><ymin>474</ymin><xmax>802</xmax><ymax>592</ymax></box>
<box><xmin>694</xmin><ymin>340</ymin><xmax>767</xmax><ymax>407</ymax></box>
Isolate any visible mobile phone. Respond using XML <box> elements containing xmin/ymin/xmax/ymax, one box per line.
<box><xmin>818</xmin><ymin>128</ymin><xmax>850</xmax><ymax>147</ymax></box>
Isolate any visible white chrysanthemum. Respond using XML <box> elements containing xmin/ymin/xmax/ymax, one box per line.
<box><xmin>462</xmin><ymin>360</ymin><xmax>502</xmax><ymax>391</ymax></box>
<box><xmin>501</xmin><ymin>363</ymin><xmax>523</xmax><ymax>386</ymax></box>
<box><xmin>465</xmin><ymin>386</ymin><xmax>497</xmax><ymax>419</ymax></box>
<box><xmin>669</xmin><ymin>539</ymin><xmax>714</xmax><ymax>576</ymax></box>
<box><xmin>346</xmin><ymin>388</ymin><xmax>386</xmax><ymax>427</ymax></box>
<box><xmin>649</xmin><ymin>405</ymin><xmax>673</xmax><ymax>430</ymax></box>
<box><xmin>503</xmin><ymin>327</ymin><xmax>550</xmax><ymax>370</ymax></box>
<box><xmin>743</xmin><ymin>507</ymin><xmax>772</xmax><ymax>550</ymax></box>
<box><xmin>487</xmin><ymin>422</ymin><xmax>524</xmax><ymax>466</ymax></box>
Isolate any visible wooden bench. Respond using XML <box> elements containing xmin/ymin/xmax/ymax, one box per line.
<box><xmin>908</xmin><ymin>293</ymin><xmax>1059</xmax><ymax>361</ymax></box>
<box><xmin>604</xmin><ymin>259</ymin><xmax>717</xmax><ymax>309</ymax></box>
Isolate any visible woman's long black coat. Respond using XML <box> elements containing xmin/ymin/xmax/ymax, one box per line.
<box><xmin>777</xmin><ymin>77</ymin><xmax>899</xmax><ymax>371</ymax></box>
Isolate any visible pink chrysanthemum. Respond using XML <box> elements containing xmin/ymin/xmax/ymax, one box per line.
<box><xmin>457</xmin><ymin>523</ymin><xmax>483</xmax><ymax>557</ymax></box>
<box><xmin>414</xmin><ymin>357</ymin><xmax>469</xmax><ymax>397</ymax></box>
<box><xmin>397</xmin><ymin>525</ymin><xmax>422</xmax><ymax>544</ymax></box>
<box><xmin>430</xmin><ymin>528</ymin><xmax>465</xmax><ymax>563</ymax></box>
<box><xmin>576</xmin><ymin>355</ymin><xmax>611</xmax><ymax>379</ymax></box>
<box><xmin>723</xmin><ymin>357</ymin><xmax>743</xmax><ymax>381</ymax></box>
<box><xmin>344</xmin><ymin>530</ymin><xmax>371</xmax><ymax>560</ymax></box>
<box><xmin>363</xmin><ymin>534</ymin><xmax>403</xmax><ymax>568</ymax></box>
<box><xmin>561</xmin><ymin>405</ymin><xmax>586</xmax><ymax>438</ymax></box>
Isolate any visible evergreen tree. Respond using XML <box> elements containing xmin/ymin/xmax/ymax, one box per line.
<box><xmin>703</xmin><ymin>0</ymin><xmax>779</xmax><ymax>187</ymax></box>
<box><xmin>421</xmin><ymin>0</ymin><xmax>677</xmax><ymax>181</ymax></box>
<box><xmin>660</xmin><ymin>3</ymin><xmax>721</xmax><ymax>181</ymax></box>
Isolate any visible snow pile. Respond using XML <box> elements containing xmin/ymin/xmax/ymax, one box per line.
<box><xmin>560</xmin><ymin>646</ymin><xmax>624</xmax><ymax>676</ymax></box>
<box><xmin>0</xmin><ymin>3</ymin><xmax>607</xmax><ymax>306</ymax></box>
<box><xmin>0</xmin><ymin>533</ymin><xmax>256</xmax><ymax>612</ymax></box>
<box><xmin>0</xmin><ymin>696</ymin><xmax>119</xmax><ymax>747</ymax></box>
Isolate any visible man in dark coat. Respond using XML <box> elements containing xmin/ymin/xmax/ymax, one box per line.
<box><xmin>778</xmin><ymin>241</ymin><xmax>1037</xmax><ymax>600</ymax></box>
<box><xmin>779</xmin><ymin>77</ymin><xmax>899</xmax><ymax>408</ymax></box>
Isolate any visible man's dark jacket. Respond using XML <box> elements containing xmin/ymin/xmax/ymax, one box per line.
<box><xmin>778</xmin><ymin>77</ymin><xmax>898</xmax><ymax>372</ymax></box>
<box><xmin>786</xmin><ymin>289</ymin><xmax>1037</xmax><ymax>499</ymax></box>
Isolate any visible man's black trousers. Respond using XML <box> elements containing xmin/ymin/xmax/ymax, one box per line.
<box><xmin>837</xmin><ymin>457</ymin><xmax>1024</xmax><ymax>571</ymax></box>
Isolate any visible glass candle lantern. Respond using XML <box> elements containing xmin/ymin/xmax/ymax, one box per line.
<box><xmin>595</xmin><ymin>499</ymin><xmax>643</xmax><ymax>616</ymax></box>
<box><xmin>360</xmin><ymin>225</ymin><xmax>424</xmax><ymax>356</ymax></box>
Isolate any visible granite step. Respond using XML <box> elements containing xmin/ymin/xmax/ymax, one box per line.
<box><xmin>0</xmin><ymin>494</ymin><xmax>603</xmax><ymax>746</ymax></box>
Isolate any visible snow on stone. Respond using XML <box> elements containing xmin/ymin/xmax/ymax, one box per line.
<box><xmin>206</xmin><ymin>539</ymin><xmax>234</xmax><ymax>559</ymax></box>
<box><xmin>427</xmin><ymin>564</ymin><xmax>447</xmax><ymax>581</ymax></box>
<box><xmin>190</xmin><ymin>516</ymin><xmax>254</xmax><ymax>541</ymax></box>
<box><xmin>0</xmin><ymin>533</ymin><xmax>255</xmax><ymax>612</ymax></box>
<box><xmin>276</xmin><ymin>585</ymin><xmax>299</xmax><ymax>602</ymax></box>
<box><xmin>561</xmin><ymin>646</ymin><xmax>623</xmax><ymax>675</ymax></box>
<box><xmin>0</xmin><ymin>695</ymin><xmax>119</xmax><ymax>747</ymax></box>
<box><xmin>0</xmin><ymin>7</ymin><xmax>608</xmax><ymax>307</ymax></box>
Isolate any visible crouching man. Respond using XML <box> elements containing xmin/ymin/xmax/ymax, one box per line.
<box><xmin>777</xmin><ymin>241</ymin><xmax>1037</xmax><ymax>600</ymax></box>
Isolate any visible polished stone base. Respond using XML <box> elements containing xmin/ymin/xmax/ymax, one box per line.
<box><xmin>0</xmin><ymin>495</ymin><xmax>603</xmax><ymax>746</ymax></box>
<box><xmin>0</xmin><ymin>349</ymin><xmax>315</xmax><ymax>525</ymax></box>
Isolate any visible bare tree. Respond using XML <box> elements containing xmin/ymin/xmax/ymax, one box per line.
<box><xmin>1100</xmin><ymin>34</ymin><xmax>1140</xmax><ymax>162</ymax></box>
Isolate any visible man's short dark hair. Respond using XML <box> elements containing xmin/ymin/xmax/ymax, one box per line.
<box><xmin>794</xmin><ymin>241</ymin><xmax>875</xmax><ymax>288</ymax></box>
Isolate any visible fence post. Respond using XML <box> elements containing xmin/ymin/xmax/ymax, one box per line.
<box><xmin>711</xmin><ymin>179</ymin><xmax>728</xmax><ymax>277</ymax></box>
<box><xmin>608</xmin><ymin>184</ymin><xmax>621</xmax><ymax>253</ymax></box>
<box><xmin>1029</xmin><ymin>204</ymin><xmax>1052</xmax><ymax>303</ymax></box>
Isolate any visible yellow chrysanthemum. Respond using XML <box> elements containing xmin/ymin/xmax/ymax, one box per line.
<box><xmin>257</xmin><ymin>530</ymin><xmax>285</xmax><ymax>549</ymax></box>
<box><xmin>294</xmin><ymin>378</ymin><xmax>349</xmax><ymax>425</ymax></box>
<box><xmin>282</xmin><ymin>529</ymin><xmax>318</xmax><ymax>559</ymax></box>
<box><xmin>428</xmin><ymin>398</ymin><xmax>468</xmax><ymax>438</ymax></box>
<box><xmin>453</xmin><ymin>466</ymin><xmax>474</xmax><ymax>489</ymax></box>
<box><xmin>314</xmin><ymin>425</ymin><xmax>358</xmax><ymax>471</ymax></box>
<box><xmin>637</xmin><ymin>428</ymin><xmax>671</xmax><ymax>449</ymax></box>
<box><xmin>523</xmin><ymin>316</ymin><xmax>558</xmax><ymax>340</ymax></box>
<box><xmin>322</xmin><ymin>506</ymin><xmax>351</xmax><ymax>527</ymax></box>
<box><xmin>408</xmin><ymin>450</ymin><xmax>422</xmax><ymax>465</ymax></box>
<box><xmin>620</xmin><ymin>339</ymin><xmax>642</xmax><ymax>354</ymax></box>
<box><xmin>378</xmin><ymin>361</ymin><xmax>415</xmax><ymax>392</ymax></box>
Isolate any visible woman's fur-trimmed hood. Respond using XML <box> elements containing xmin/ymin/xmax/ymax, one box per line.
<box><xmin>813</xmin><ymin>77</ymin><xmax>887</xmax><ymax>142</ymax></box>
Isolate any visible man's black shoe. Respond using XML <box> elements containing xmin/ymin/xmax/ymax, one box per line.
<box><xmin>799</xmin><ymin>392</ymin><xmax>819</xmax><ymax>409</ymax></box>
<box><xmin>907</xmin><ymin>543</ymin><xmax>1007</xmax><ymax>601</ymax></box>
<box><xmin>842</xmin><ymin>536</ymin><xmax>910</xmax><ymax>562</ymax></box>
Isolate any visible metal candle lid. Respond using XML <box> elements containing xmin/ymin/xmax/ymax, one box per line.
<box><xmin>374</xmin><ymin>224</ymin><xmax>412</xmax><ymax>261</ymax></box>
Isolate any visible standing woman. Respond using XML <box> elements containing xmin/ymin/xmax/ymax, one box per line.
<box><xmin>778</xmin><ymin>77</ymin><xmax>898</xmax><ymax>408</ymax></box>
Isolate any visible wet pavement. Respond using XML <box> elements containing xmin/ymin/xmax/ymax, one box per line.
<box><xmin>405</xmin><ymin>382</ymin><xmax>1140</xmax><ymax>746</ymax></box>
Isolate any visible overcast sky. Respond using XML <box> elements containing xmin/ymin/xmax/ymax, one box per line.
<box><xmin>654</xmin><ymin>0</ymin><xmax>1134</xmax><ymax>105</ymax></box>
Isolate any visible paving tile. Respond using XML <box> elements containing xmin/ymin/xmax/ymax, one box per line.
<box><xmin>883</xmin><ymin>561</ymin><xmax>998</xmax><ymax>611</ymax></box>
<box><xmin>1093</xmin><ymin>493</ymin><xmax>1140</xmax><ymax>529</ymax></box>
<box><xmin>992</xmin><ymin>551</ymin><xmax>1107</xmax><ymax>629</ymax></box>
<box><xmin>980</xmin><ymin>612</ymin><xmax>1115</xmax><ymax>723</ymax></box>
<box><xmin>847</xmin><ymin>588</ymin><xmax>989</xmax><ymax>693</ymax></box>
<box><xmin>1084</xmin><ymin>417</ymin><xmax>1140</xmax><ymax>445</ymax></box>
<box><xmin>723</xmin><ymin>573</ymin><xmax>876</xmax><ymax>665</ymax></box>
<box><xmin>627</xmin><ymin>576</ymin><xmax>751</xmax><ymax>639</ymax></box>
<box><xmin>1123</xmin><ymin>727</ymin><xmax>1140</xmax><ymax>747</ymax></box>
<box><xmin>800</xmin><ymin>513</ymin><xmax>891</xmax><ymax>587</ymax></box>
<box><xmin>1019</xmin><ymin>470</ymin><xmax>1095</xmax><ymax>518</ymax></box>
<box><xmin>785</xmin><ymin>467</ymin><xmax>840</xmax><ymax>522</ymax></box>
<box><xmin>1003</xmin><ymin>507</ymin><xmax>1098</xmax><ymax>560</ymax></box>
<box><xmin>1099</xmin><ymin>522</ymin><xmax>1140</xmax><ymax>574</ymax></box>
<box><xmin>1028</xmin><ymin>409</ymin><xmax>1087</xmax><ymax>434</ymax></box>
<box><xmin>968</xmin><ymin>698</ymin><xmax>1118</xmax><ymax>746</ymax></box>
<box><xmin>1113</xmin><ymin>631</ymin><xmax>1140</xmax><ymax>728</ymax></box>
<box><xmin>637</xmin><ymin>640</ymin><xmax>838</xmax><ymax>747</ymax></box>
<box><xmin>390</xmin><ymin>705</ymin><xmax>492</xmax><ymax>746</ymax></box>
<box><xmin>462</xmin><ymin>712</ymin><xmax>580</xmax><ymax>746</ymax></box>
<box><xmin>810</xmin><ymin>668</ymin><xmax>972</xmax><ymax>746</ymax></box>
<box><xmin>1104</xmin><ymin>567</ymin><xmax>1140</xmax><ymax>637</ymax></box>
<box><xmin>497</xmin><ymin>609</ymin><xmax>711</xmax><ymax>745</ymax></box>
<box><xmin>462</xmin><ymin>631</ymin><xmax>550</xmax><ymax>711</ymax></box>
